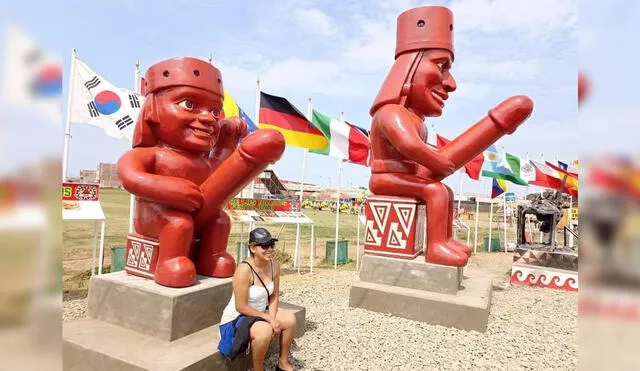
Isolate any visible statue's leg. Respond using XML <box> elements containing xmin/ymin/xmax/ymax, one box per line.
<box><xmin>135</xmin><ymin>202</ymin><xmax>196</xmax><ymax>287</ymax></box>
<box><xmin>445</xmin><ymin>184</ymin><xmax>472</xmax><ymax>257</ymax></box>
<box><xmin>369</xmin><ymin>174</ymin><xmax>468</xmax><ymax>266</ymax></box>
<box><xmin>421</xmin><ymin>182</ymin><xmax>469</xmax><ymax>266</ymax></box>
<box><xmin>195</xmin><ymin>210</ymin><xmax>236</xmax><ymax>278</ymax></box>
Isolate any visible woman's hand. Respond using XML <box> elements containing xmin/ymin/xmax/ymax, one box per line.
<box><xmin>269</xmin><ymin>317</ymin><xmax>283</xmax><ymax>333</ymax></box>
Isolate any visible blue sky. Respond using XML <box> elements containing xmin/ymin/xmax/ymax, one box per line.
<box><xmin>3</xmin><ymin>0</ymin><xmax>581</xmax><ymax>197</ymax></box>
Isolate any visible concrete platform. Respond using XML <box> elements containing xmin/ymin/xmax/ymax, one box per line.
<box><xmin>64</xmin><ymin>302</ymin><xmax>305</xmax><ymax>371</ymax></box>
<box><xmin>350</xmin><ymin>255</ymin><xmax>493</xmax><ymax>332</ymax></box>
<box><xmin>358</xmin><ymin>254</ymin><xmax>463</xmax><ymax>294</ymax></box>
<box><xmin>86</xmin><ymin>271</ymin><xmax>233</xmax><ymax>341</ymax></box>
<box><xmin>64</xmin><ymin>270</ymin><xmax>306</xmax><ymax>370</ymax></box>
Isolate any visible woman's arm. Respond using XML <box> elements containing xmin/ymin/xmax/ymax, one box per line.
<box><xmin>233</xmin><ymin>264</ymin><xmax>272</xmax><ymax>322</ymax></box>
<box><xmin>267</xmin><ymin>262</ymin><xmax>280</xmax><ymax>320</ymax></box>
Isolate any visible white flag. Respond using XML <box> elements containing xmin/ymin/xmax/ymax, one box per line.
<box><xmin>3</xmin><ymin>23</ymin><xmax>63</xmax><ymax>124</ymax></box>
<box><xmin>69</xmin><ymin>58</ymin><xmax>144</xmax><ymax>141</ymax></box>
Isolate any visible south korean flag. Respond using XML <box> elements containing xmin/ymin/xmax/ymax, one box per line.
<box><xmin>69</xmin><ymin>58</ymin><xmax>145</xmax><ymax>141</ymax></box>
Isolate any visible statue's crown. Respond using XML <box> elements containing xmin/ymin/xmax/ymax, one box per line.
<box><xmin>143</xmin><ymin>57</ymin><xmax>223</xmax><ymax>97</ymax></box>
<box><xmin>395</xmin><ymin>6</ymin><xmax>455</xmax><ymax>60</ymax></box>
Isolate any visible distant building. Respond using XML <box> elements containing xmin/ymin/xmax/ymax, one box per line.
<box><xmin>80</xmin><ymin>169</ymin><xmax>98</xmax><ymax>184</ymax></box>
<box><xmin>98</xmin><ymin>162</ymin><xmax>121</xmax><ymax>188</ymax></box>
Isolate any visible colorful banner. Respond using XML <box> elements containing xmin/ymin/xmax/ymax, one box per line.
<box><xmin>225</xmin><ymin>198</ymin><xmax>310</xmax><ymax>224</ymax></box>
<box><xmin>226</xmin><ymin>198</ymin><xmax>301</xmax><ymax>212</ymax></box>
<box><xmin>62</xmin><ymin>183</ymin><xmax>104</xmax><ymax>221</ymax></box>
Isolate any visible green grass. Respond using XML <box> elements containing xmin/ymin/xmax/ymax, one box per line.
<box><xmin>63</xmin><ymin>188</ymin><xmax>558</xmax><ymax>293</ymax></box>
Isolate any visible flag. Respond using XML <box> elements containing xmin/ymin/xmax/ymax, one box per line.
<box><xmin>3</xmin><ymin>23</ymin><xmax>62</xmax><ymax>124</ymax></box>
<box><xmin>68</xmin><ymin>58</ymin><xmax>144</xmax><ymax>141</ymax></box>
<box><xmin>258</xmin><ymin>92</ymin><xmax>327</xmax><ymax>150</ymax></box>
<box><xmin>530</xmin><ymin>160</ymin><xmax>578</xmax><ymax>197</ymax></box>
<box><xmin>480</xmin><ymin>145</ymin><xmax>528</xmax><ymax>185</ymax></box>
<box><xmin>491</xmin><ymin>178</ymin><xmax>508</xmax><ymax>198</ymax></box>
<box><xmin>221</xmin><ymin>90</ymin><xmax>257</xmax><ymax>133</ymax></box>
<box><xmin>436</xmin><ymin>134</ymin><xmax>484</xmax><ymax>179</ymax></box>
<box><xmin>505</xmin><ymin>152</ymin><xmax>536</xmax><ymax>183</ymax></box>
<box><xmin>310</xmin><ymin>109</ymin><xmax>370</xmax><ymax>166</ymax></box>
<box><xmin>545</xmin><ymin>161</ymin><xmax>579</xmax><ymax>191</ymax></box>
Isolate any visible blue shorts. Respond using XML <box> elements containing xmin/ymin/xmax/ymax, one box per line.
<box><xmin>217</xmin><ymin>315</ymin><xmax>266</xmax><ymax>360</ymax></box>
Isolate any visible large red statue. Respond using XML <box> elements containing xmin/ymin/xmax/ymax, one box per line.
<box><xmin>118</xmin><ymin>57</ymin><xmax>285</xmax><ymax>287</ymax></box>
<box><xmin>368</xmin><ymin>6</ymin><xmax>534</xmax><ymax>267</ymax></box>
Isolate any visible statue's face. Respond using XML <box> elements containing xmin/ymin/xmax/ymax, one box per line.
<box><xmin>153</xmin><ymin>86</ymin><xmax>223</xmax><ymax>153</ymax></box>
<box><xmin>408</xmin><ymin>49</ymin><xmax>457</xmax><ymax>117</ymax></box>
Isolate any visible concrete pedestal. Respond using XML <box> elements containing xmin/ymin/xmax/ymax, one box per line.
<box><xmin>349</xmin><ymin>254</ymin><xmax>493</xmax><ymax>332</ymax></box>
<box><xmin>63</xmin><ymin>271</ymin><xmax>306</xmax><ymax>370</ymax></box>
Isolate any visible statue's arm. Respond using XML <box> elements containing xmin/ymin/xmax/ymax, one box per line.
<box><xmin>377</xmin><ymin>105</ymin><xmax>454</xmax><ymax>177</ymax></box>
<box><xmin>118</xmin><ymin>149</ymin><xmax>203</xmax><ymax>212</ymax></box>
<box><xmin>209</xmin><ymin>117</ymin><xmax>248</xmax><ymax>171</ymax></box>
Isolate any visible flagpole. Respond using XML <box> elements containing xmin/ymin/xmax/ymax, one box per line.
<box><xmin>473</xmin><ymin>190</ymin><xmax>480</xmax><ymax>254</ymax></box>
<box><xmin>294</xmin><ymin>98</ymin><xmax>311</xmax><ymax>271</ymax></box>
<box><xmin>62</xmin><ymin>48</ymin><xmax>77</xmax><ymax>182</ymax></box>
<box><xmin>128</xmin><ymin>60</ymin><xmax>140</xmax><ymax>234</ymax></box>
<box><xmin>488</xmin><ymin>185</ymin><xmax>494</xmax><ymax>252</ymax></box>
<box><xmin>333</xmin><ymin>112</ymin><xmax>345</xmax><ymax>269</ymax></box>
<box><xmin>454</xmin><ymin>173</ymin><xmax>464</xmax><ymax>241</ymax></box>
<box><xmin>503</xmin><ymin>192</ymin><xmax>507</xmax><ymax>253</ymax></box>
<box><xmin>251</xmin><ymin>76</ymin><xmax>260</xmax><ymax>198</ymax></box>
<box><xmin>539</xmin><ymin>153</ymin><xmax>545</xmax><ymax>242</ymax></box>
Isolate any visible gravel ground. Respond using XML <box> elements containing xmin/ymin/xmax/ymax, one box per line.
<box><xmin>64</xmin><ymin>253</ymin><xmax>577</xmax><ymax>370</ymax></box>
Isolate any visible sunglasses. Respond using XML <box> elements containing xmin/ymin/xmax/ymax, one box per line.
<box><xmin>257</xmin><ymin>242</ymin><xmax>276</xmax><ymax>249</ymax></box>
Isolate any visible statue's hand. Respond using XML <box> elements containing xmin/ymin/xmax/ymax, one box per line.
<box><xmin>429</xmin><ymin>153</ymin><xmax>456</xmax><ymax>178</ymax></box>
<box><xmin>166</xmin><ymin>178</ymin><xmax>204</xmax><ymax>213</ymax></box>
<box><xmin>488</xmin><ymin>95</ymin><xmax>534</xmax><ymax>134</ymax></box>
<box><xmin>219</xmin><ymin>117</ymin><xmax>248</xmax><ymax>143</ymax></box>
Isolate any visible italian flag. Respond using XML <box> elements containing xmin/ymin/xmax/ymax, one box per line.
<box><xmin>310</xmin><ymin>109</ymin><xmax>370</xmax><ymax>166</ymax></box>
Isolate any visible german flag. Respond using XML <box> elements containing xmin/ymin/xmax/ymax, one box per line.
<box><xmin>258</xmin><ymin>91</ymin><xmax>328</xmax><ymax>150</ymax></box>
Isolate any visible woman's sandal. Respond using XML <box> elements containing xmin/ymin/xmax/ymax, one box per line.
<box><xmin>275</xmin><ymin>365</ymin><xmax>294</xmax><ymax>371</ymax></box>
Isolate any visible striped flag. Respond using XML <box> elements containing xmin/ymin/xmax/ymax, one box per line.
<box><xmin>310</xmin><ymin>109</ymin><xmax>370</xmax><ymax>166</ymax></box>
<box><xmin>258</xmin><ymin>91</ymin><xmax>327</xmax><ymax>150</ymax></box>
<box><xmin>221</xmin><ymin>90</ymin><xmax>257</xmax><ymax>133</ymax></box>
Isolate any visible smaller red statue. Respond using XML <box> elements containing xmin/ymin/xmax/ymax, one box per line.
<box><xmin>368</xmin><ymin>6</ymin><xmax>534</xmax><ymax>267</ymax></box>
<box><xmin>118</xmin><ymin>57</ymin><xmax>285</xmax><ymax>287</ymax></box>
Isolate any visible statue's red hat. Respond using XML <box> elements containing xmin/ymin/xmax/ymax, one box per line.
<box><xmin>142</xmin><ymin>57</ymin><xmax>224</xmax><ymax>97</ymax></box>
<box><xmin>395</xmin><ymin>6</ymin><xmax>454</xmax><ymax>60</ymax></box>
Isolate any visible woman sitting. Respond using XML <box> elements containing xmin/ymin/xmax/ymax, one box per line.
<box><xmin>218</xmin><ymin>227</ymin><xmax>297</xmax><ymax>371</ymax></box>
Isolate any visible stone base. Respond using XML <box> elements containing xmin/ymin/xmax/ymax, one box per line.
<box><xmin>63</xmin><ymin>271</ymin><xmax>306</xmax><ymax>370</ymax></box>
<box><xmin>358</xmin><ymin>254</ymin><xmax>463</xmax><ymax>294</ymax></box>
<box><xmin>86</xmin><ymin>271</ymin><xmax>233</xmax><ymax>341</ymax></box>
<box><xmin>350</xmin><ymin>254</ymin><xmax>493</xmax><ymax>332</ymax></box>
<box><xmin>511</xmin><ymin>264</ymin><xmax>578</xmax><ymax>292</ymax></box>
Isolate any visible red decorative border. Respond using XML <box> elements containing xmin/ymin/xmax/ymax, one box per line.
<box><xmin>510</xmin><ymin>268</ymin><xmax>578</xmax><ymax>292</ymax></box>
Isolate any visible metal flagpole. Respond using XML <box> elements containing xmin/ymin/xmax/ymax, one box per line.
<box><xmin>488</xmin><ymin>187</ymin><xmax>494</xmax><ymax>253</ymax></box>
<box><xmin>128</xmin><ymin>59</ymin><xmax>140</xmax><ymax>234</ymax></box>
<box><xmin>251</xmin><ymin>76</ymin><xmax>260</xmax><ymax>199</ymax></box>
<box><xmin>503</xmin><ymin>193</ymin><xmax>507</xmax><ymax>253</ymax></box>
<box><xmin>294</xmin><ymin>98</ymin><xmax>311</xmax><ymax>270</ymax></box>
<box><xmin>473</xmin><ymin>191</ymin><xmax>480</xmax><ymax>254</ymax></box>
<box><xmin>334</xmin><ymin>159</ymin><xmax>342</xmax><ymax>269</ymax></box>
<box><xmin>454</xmin><ymin>173</ymin><xmax>464</xmax><ymax>240</ymax></box>
<box><xmin>356</xmin><ymin>201</ymin><xmax>361</xmax><ymax>270</ymax></box>
<box><xmin>62</xmin><ymin>48</ymin><xmax>77</xmax><ymax>182</ymax></box>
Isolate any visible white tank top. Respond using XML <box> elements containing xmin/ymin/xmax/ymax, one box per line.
<box><xmin>219</xmin><ymin>262</ymin><xmax>275</xmax><ymax>326</ymax></box>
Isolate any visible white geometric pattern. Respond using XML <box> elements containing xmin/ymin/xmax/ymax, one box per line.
<box><xmin>386</xmin><ymin>222</ymin><xmax>406</xmax><ymax>249</ymax></box>
<box><xmin>393</xmin><ymin>204</ymin><xmax>416</xmax><ymax>236</ymax></box>
<box><xmin>138</xmin><ymin>243</ymin><xmax>153</xmax><ymax>271</ymax></box>
<box><xmin>365</xmin><ymin>220</ymin><xmax>382</xmax><ymax>246</ymax></box>
<box><xmin>368</xmin><ymin>202</ymin><xmax>391</xmax><ymax>233</ymax></box>
<box><xmin>127</xmin><ymin>241</ymin><xmax>141</xmax><ymax>267</ymax></box>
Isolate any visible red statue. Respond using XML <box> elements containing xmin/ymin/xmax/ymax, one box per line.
<box><xmin>368</xmin><ymin>6</ymin><xmax>534</xmax><ymax>267</ymax></box>
<box><xmin>118</xmin><ymin>57</ymin><xmax>285</xmax><ymax>287</ymax></box>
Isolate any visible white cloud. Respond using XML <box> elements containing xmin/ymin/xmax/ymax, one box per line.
<box><xmin>449</xmin><ymin>0</ymin><xmax>577</xmax><ymax>37</ymax></box>
<box><xmin>454</xmin><ymin>59</ymin><xmax>545</xmax><ymax>81</ymax></box>
<box><xmin>294</xmin><ymin>8</ymin><xmax>337</xmax><ymax>36</ymax></box>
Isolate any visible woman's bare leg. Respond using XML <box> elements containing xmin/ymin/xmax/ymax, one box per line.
<box><xmin>249</xmin><ymin>321</ymin><xmax>273</xmax><ymax>371</ymax></box>
<box><xmin>275</xmin><ymin>310</ymin><xmax>297</xmax><ymax>370</ymax></box>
